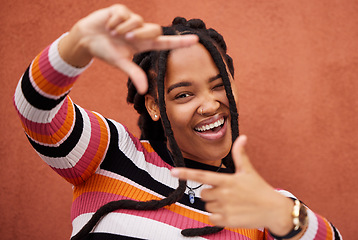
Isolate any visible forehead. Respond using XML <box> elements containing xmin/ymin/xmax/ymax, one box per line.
<box><xmin>165</xmin><ymin>43</ymin><xmax>220</xmax><ymax>85</ymax></box>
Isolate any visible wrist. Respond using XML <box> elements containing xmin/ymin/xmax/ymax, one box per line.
<box><xmin>58</xmin><ymin>23</ymin><xmax>93</xmax><ymax>68</ymax></box>
<box><xmin>269</xmin><ymin>198</ymin><xmax>308</xmax><ymax>239</ymax></box>
<box><xmin>267</xmin><ymin>195</ymin><xmax>295</xmax><ymax>236</ymax></box>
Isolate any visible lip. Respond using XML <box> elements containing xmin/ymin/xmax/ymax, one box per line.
<box><xmin>193</xmin><ymin>115</ymin><xmax>228</xmax><ymax>141</ymax></box>
<box><xmin>194</xmin><ymin>114</ymin><xmax>227</xmax><ymax>129</ymax></box>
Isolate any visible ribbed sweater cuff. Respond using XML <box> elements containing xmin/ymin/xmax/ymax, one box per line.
<box><xmin>49</xmin><ymin>32</ymin><xmax>93</xmax><ymax>77</ymax></box>
<box><xmin>300</xmin><ymin>208</ymin><xmax>324</xmax><ymax>240</ymax></box>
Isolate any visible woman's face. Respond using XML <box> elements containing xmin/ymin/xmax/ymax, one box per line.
<box><xmin>164</xmin><ymin>43</ymin><xmax>237</xmax><ymax>166</ymax></box>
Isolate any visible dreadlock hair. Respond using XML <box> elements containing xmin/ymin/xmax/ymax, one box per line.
<box><xmin>70</xmin><ymin>17</ymin><xmax>239</xmax><ymax>240</ymax></box>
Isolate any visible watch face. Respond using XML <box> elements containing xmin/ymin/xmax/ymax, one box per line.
<box><xmin>299</xmin><ymin>204</ymin><xmax>308</xmax><ymax>227</ymax></box>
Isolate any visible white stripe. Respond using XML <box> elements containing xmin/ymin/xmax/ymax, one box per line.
<box><xmin>38</xmin><ymin>106</ymin><xmax>92</xmax><ymax>169</ymax></box>
<box><xmin>275</xmin><ymin>190</ymin><xmax>321</xmax><ymax>240</ymax></box>
<box><xmin>335</xmin><ymin>227</ymin><xmax>343</xmax><ymax>239</ymax></box>
<box><xmin>14</xmin><ymin>79</ymin><xmax>65</xmax><ymax>123</ymax></box>
<box><xmin>49</xmin><ymin>33</ymin><xmax>92</xmax><ymax>77</ymax></box>
<box><xmin>276</xmin><ymin>189</ymin><xmax>296</xmax><ymax>199</ymax></box>
<box><xmin>28</xmin><ymin>59</ymin><xmax>69</xmax><ymax>100</ymax></box>
<box><xmin>72</xmin><ymin>212</ymin><xmax>207</xmax><ymax>240</ymax></box>
<box><xmin>111</xmin><ymin>120</ymin><xmax>207</xmax><ymax>197</ymax></box>
<box><xmin>299</xmin><ymin>208</ymin><xmax>319</xmax><ymax>240</ymax></box>
<box><xmin>25</xmin><ymin>100</ymin><xmax>75</xmax><ymax>147</ymax></box>
<box><xmin>25</xmin><ymin>112</ymin><xmax>75</xmax><ymax>147</ymax></box>
<box><xmin>97</xmin><ymin>169</ymin><xmax>166</xmax><ymax>198</ymax></box>
<box><xmin>27</xmin><ymin>33</ymin><xmax>92</xmax><ymax>100</ymax></box>
<box><xmin>91</xmin><ymin>111</ymin><xmax>110</xmax><ymax>170</ymax></box>
<box><xmin>97</xmin><ymin>169</ymin><xmax>210</xmax><ymax>216</ymax></box>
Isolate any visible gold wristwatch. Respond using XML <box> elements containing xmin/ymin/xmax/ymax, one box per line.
<box><xmin>269</xmin><ymin>198</ymin><xmax>308</xmax><ymax>239</ymax></box>
<box><xmin>292</xmin><ymin>199</ymin><xmax>308</xmax><ymax>230</ymax></box>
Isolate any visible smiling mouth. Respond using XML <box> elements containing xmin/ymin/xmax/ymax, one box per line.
<box><xmin>194</xmin><ymin>117</ymin><xmax>225</xmax><ymax>132</ymax></box>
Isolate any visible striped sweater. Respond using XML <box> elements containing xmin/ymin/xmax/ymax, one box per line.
<box><xmin>14</xmin><ymin>35</ymin><xmax>342</xmax><ymax>239</ymax></box>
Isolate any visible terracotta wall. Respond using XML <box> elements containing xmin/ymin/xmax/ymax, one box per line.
<box><xmin>1</xmin><ymin>0</ymin><xmax>357</xmax><ymax>238</ymax></box>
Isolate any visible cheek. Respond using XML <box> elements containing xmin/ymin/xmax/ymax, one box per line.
<box><xmin>215</xmin><ymin>91</ymin><xmax>230</xmax><ymax>108</ymax></box>
<box><xmin>166</xmin><ymin>104</ymin><xmax>195</xmax><ymax>131</ymax></box>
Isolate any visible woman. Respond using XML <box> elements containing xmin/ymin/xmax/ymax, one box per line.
<box><xmin>13</xmin><ymin>4</ymin><xmax>341</xmax><ymax>240</ymax></box>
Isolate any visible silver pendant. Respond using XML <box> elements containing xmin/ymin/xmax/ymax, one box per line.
<box><xmin>188</xmin><ymin>189</ymin><xmax>195</xmax><ymax>204</ymax></box>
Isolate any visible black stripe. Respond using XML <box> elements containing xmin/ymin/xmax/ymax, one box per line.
<box><xmin>331</xmin><ymin>223</ymin><xmax>341</xmax><ymax>239</ymax></box>
<box><xmin>88</xmin><ymin>232</ymin><xmax>145</xmax><ymax>240</ymax></box>
<box><xmin>100</xmin><ymin>120</ymin><xmax>207</xmax><ymax>211</ymax></box>
<box><xmin>28</xmin><ymin>105</ymin><xmax>83</xmax><ymax>157</ymax></box>
<box><xmin>21</xmin><ymin>66</ymin><xmax>67</xmax><ymax>110</ymax></box>
<box><xmin>150</xmin><ymin>139</ymin><xmax>234</xmax><ymax>173</ymax></box>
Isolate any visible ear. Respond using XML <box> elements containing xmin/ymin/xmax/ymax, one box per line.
<box><xmin>145</xmin><ymin>95</ymin><xmax>160</xmax><ymax>121</ymax></box>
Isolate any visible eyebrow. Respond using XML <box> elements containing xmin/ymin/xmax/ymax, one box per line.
<box><xmin>209</xmin><ymin>74</ymin><xmax>221</xmax><ymax>83</ymax></box>
<box><xmin>167</xmin><ymin>74</ymin><xmax>221</xmax><ymax>94</ymax></box>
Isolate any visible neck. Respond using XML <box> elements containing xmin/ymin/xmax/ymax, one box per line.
<box><xmin>185</xmin><ymin>158</ymin><xmax>224</xmax><ymax>168</ymax></box>
<box><xmin>166</xmin><ymin>143</ymin><xmax>224</xmax><ymax>168</ymax></box>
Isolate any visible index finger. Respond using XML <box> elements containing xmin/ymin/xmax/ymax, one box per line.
<box><xmin>171</xmin><ymin>167</ymin><xmax>229</xmax><ymax>186</ymax></box>
<box><xmin>148</xmin><ymin>35</ymin><xmax>199</xmax><ymax>50</ymax></box>
<box><xmin>127</xmin><ymin>34</ymin><xmax>199</xmax><ymax>52</ymax></box>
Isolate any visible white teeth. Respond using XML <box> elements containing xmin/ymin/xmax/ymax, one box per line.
<box><xmin>195</xmin><ymin>118</ymin><xmax>224</xmax><ymax>132</ymax></box>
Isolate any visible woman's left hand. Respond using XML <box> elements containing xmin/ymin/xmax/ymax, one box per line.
<box><xmin>171</xmin><ymin>135</ymin><xmax>294</xmax><ymax>235</ymax></box>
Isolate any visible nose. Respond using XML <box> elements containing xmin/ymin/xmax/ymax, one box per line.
<box><xmin>197</xmin><ymin>94</ymin><xmax>220</xmax><ymax>116</ymax></box>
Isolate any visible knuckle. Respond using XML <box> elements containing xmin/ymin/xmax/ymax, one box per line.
<box><xmin>201</xmin><ymin>189</ymin><xmax>209</xmax><ymax>198</ymax></box>
<box><xmin>132</xmin><ymin>14</ymin><xmax>144</xmax><ymax>24</ymax></box>
<box><xmin>179</xmin><ymin>171</ymin><xmax>190</xmax><ymax>180</ymax></box>
<box><xmin>152</xmin><ymin>24</ymin><xmax>162</xmax><ymax>34</ymax></box>
<box><xmin>144</xmin><ymin>23</ymin><xmax>162</xmax><ymax>37</ymax></box>
<box><xmin>110</xmin><ymin>4</ymin><xmax>131</xmax><ymax>19</ymax></box>
<box><xmin>180</xmin><ymin>172</ymin><xmax>188</xmax><ymax>179</ymax></box>
<box><xmin>196</xmin><ymin>172</ymin><xmax>207</xmax><ymax>182</ymax></box>
<box><xmin>205</xmin><ymin>202</ymin><xmax>213</xmax><ymax>211</ymax></box>
<box><xmin>220</xmin><ymin>187</ymin><xmax>230</xmax><ymax>197</ymax></box>
<box><xmin>220</xmin><ymin>177</ymin><xmax>230</xmax><ymax>186</ymax></box>
<box><xmin>112</xmin><ymin>4</ymin><xmax>128</xmax><ymax>11</ymax></box>
<box><xmin>201</xmin><ymin>190</ymin><xmax>214</xmax><ymax>201</ymax></box>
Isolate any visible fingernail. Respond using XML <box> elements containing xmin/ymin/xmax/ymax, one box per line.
<box><xmin>110</xmin><ymin>30</ymin><xmax>117</xmax><ymax>36</ymax></box>
<box><xmin>240</xmin><ymin>135</ymin><xmax>247</xmax><ymax>144</ymax></box>
<box><xmin>171</xmin><ymin>168</ymin><xmax>179</xmax><ymax>177</ymax></box>
<box><xmin>125</xmin><ymin>32</ymin><xmax>134</xmax><ymax>40</ymax></box>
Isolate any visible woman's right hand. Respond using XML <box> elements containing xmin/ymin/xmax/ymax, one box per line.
<box><xmin>58</xmin><ymin>4</ymin><xmax>198</xmax><ymax>94</ymax></box>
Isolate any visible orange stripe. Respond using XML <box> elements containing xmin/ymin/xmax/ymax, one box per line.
<box><xmin>31</xmin><ymin>54</ymin><xmax>74</xmax><ymax>96</ymax></box>
<box><xmin>142</xmin><ymin>142</ymin><xmax>155</xmax><ymax>153</ymax></box>
<box><xmin>322</xmin><ymin>217</ymin><xmax>333</xmax><ymax>239</ymax></box>
<box><xmin>74</xmin><ymin>174</ymin><xmax>210</xmax><ymax>223</ymax></box>
<box><xmin>23</xmin><ymin>97</ymin><xmax>74</xmax><ymax>144</ymax></box>
<box><xmin>73</xmin><ymin>173</ymin><xmax>263</xmax><ymax>238</ymax></box>
<box><xmin>65</xmin><ymin>112</ymin><xmax>109</xmax><ymax>185</ymax></box>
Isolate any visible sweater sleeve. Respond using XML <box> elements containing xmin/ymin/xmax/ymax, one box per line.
<box><xmin>265</xmin><ymin>189</ymin><xmax>342</xmax><ymax>240</ymax></box>
<box><xmin>13</xmin><ymin>34</ymin><xmax>110</xmax><ymax>186</ymax></box>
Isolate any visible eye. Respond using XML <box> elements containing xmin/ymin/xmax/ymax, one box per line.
<box><xmin>175</xmin><ymin>92</ymin><xmax>192</xmax><ymax>99</ymax></box>
<box><xmin>213</xmin><ymin>83</ymin><xmax>225</xmax><ymax>90</ymax></box>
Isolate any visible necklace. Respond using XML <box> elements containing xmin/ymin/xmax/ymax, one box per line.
<box><xmin>166</xmin><ymin>149</ymin><xmax>223</xmax><ymax>204</ymax></box>
<box><xmin>187</xmin><ymin>160</ymin><xmax>223</xmax><ymax>204</ymax></box>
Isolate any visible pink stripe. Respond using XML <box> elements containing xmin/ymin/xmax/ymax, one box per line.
<box><xmin>51</xmin><ymin>110</ymin><xmax>103</xmax><ymax>180</ymax></box>
<box><xmin>38</xmin><ymin>46</ymin><xmax>77</xmax><ymax>88</ymax></box>
<box><xmin>314</xmin><ymin>213</ymin><xmax>328</xmax><ymax>239</ymax></box>
<box><xmin>126</xmin><ymin>129</ymin><xmax>171</xmax><ymax>168</ymax></box>
<box><xmin>53</xmin><ymin>167</ymin><xmax>79</xmax><ymax>182</ymax></box>
<box><xmin>143</xmin><ymin>149</ymin><xmax>173</xmax><ymax>168</ymax></box>
<box><xmin>265</xmin><ymin>231</ymin><xmax>275</xmax><ymax>240</ymax></box>
<box><xmin>72</xmin><ymin>191</ymin><xmax>252</xmax><ymax>239</ymax></box>
<box><xmin>17</xmin><ymin>97</ymin><xmax>69</xmax><ymax>136</ymax></box>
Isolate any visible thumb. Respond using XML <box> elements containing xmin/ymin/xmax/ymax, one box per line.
<box><xmin>232</xmin><ymin>135</ymin><xmax>253</xmax><ymax>172</ymax></box>
<box><xmin>115</xmin><ymin>58</ymin><xmax>148</xmax><ymax>94</ymax></box>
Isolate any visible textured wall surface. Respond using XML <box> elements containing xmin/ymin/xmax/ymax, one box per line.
<box><xmin>1</xmin><ymin>0</ymin><xmax>357</xmax><ymax>239</ymax></box>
